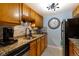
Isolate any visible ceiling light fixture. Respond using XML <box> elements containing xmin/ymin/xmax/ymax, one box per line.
<box><xmin>47</xmin><ymin>3</ymin><xmax>59</xmax><ymax>11</ymax></box>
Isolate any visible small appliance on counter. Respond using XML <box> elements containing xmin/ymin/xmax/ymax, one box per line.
<box><xmin>0</xmin><ymin>27</ymin><xmax>17</xmax><ymax>46</ymax></box>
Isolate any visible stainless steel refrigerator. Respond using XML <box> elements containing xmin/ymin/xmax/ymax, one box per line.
<box><xmin>61</xmin><ymin>20</ymin><xmax>66</xmax><ymax>56</ymax></box>
<box><xmin>61</xmin><ymin>18</ymin><xmax>79</xmax><ymax>56</ymax></box>
<box><xmin>61</xmin><ymin>19</ymin><xmax>70</xmax><ymax>56</ymax></box>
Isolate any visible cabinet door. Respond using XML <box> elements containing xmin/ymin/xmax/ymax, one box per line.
<box><xmin>75</xmin><ymin>6</ymin><xmax>79</xmax><ymax>16</ymax></box>
<box><xmin>40</xmin><ymin>36</ymin><xmax>45</xmax><ymax>54</ymax></box>
<box><xmin>73</xmin><ymin>5</ymin><xmax>79</xmax><ymax>17</ymax></box>
<box><xmin>0</xmin><ymin>4</ymin><xmax>3</xmax><ymax>19</ymax></box>
<box><xmin>29</xmin><ymin>40</ymin><xmax>37</xmax><ymax>56</ymax></box>
<box><xmin>42</xmin><ymin>36</ymin><xmax>45</xmax><ymax>51</ymax></box>
<box><xmin>69</xmin><ymin>41</ymin><xmax>74</xmax><ymax>56</ymax></box>
<box><xmin>0</xmin><ymin>3</ymin><xmax>21</xmax><ymax>25</ymax></box>
<box><xmin>31</xmin><ymin>10</ymin><xmax>35</xmax><ymax>20</ymax></box>
<box><xmin>30</xmin><ymin>9</ymin><xmax>36</xmax><ymax>21</ymax></box>
<box><xmin>39</xmin><ymin>15</ymin><xmax>43</xmax><ymax>28</ymax></box>
<box><xmin>23</xmin><ymin>4</ymin><xmax>31</xmax><ymax>21</ymax></box>
<box><xmin>30</xmin><ymin>8</ymin><xmax>43</xmax><ymax>28</ymax></box>
<box><xmin>35</xmin><ymin>14</ymin><xmax>40</xmax><ymax>27</ymax></box>
<box><xmin>29</xmin><ymin>47</ymin><xmax>37</xmax><ymax>56</ymax></box>
<box><xmin>44</xmin><ymin>35</ymin><xmax>47</xmax><ymax>48</ymax></box>
<box><xmin>37</xmin><ymin>38</ymin><xmax>41</xmax><ymax>56</ymax></box>
<box><xmin>35</xmin><ymin>13</ymin><xmax>43</xmax><ymax>28</ymax></box>
<box><xmin>73</xmin><ymin>43</ymin><xmax>79</xmax><ymax>56</ymax></box>
<box><xmin>73</xmin><ymin>47</ymin><xmax>78</xmax><ymax>56</ymax></box>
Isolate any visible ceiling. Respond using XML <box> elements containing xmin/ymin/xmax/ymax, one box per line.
<box><xmin>26</xmin><ymin>3</ymin><xmax>78</xmax><ymax>17</ymax></box>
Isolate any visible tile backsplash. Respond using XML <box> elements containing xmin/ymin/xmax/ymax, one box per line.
<box><xmin>0</xmin><ymin>25</ymin><xmax>26</xmax><ymax>39</ymax></box>
<box><xmin>14</xmin><ymin>25</ymin><xmax>26</xmax><ymax>37</ymax></box>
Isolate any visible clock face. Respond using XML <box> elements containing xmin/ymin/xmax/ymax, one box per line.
<box><xmin>48</xmin><ymin>17</ymin><xmax>60</xmax><ymax>29</ymax></box>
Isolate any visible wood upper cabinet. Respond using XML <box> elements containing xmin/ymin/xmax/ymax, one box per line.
<box><xmin>73</xmin><ymin>5</ymin><xmax>79</xmax><ymax>17</ymax></box>
<box><xmin>30</xmin><ymin>9</ymin><xmax>43</xmax><ymax>28</ymax></box>
<box><xmin>30</xmin><ymin>9</ymin><xmax>36</xmax><ymax>21</ymax></box>
<box><xmin>40</xmin><ymin>15</ymin><xmax>43</xmax><ymax>28</ymax></box>
<box><xmin>35</xmin><ymin>13</ymin><xmax>43</xmax><ymax>28</ymax></box>
<box><xmin>0</xmin><ymin>3</ymin><xmax>21</xmax><ymax>25</ymax></box>
<box><xmin>0</xmin><ymin>3</ymin><xmax>43</xmax><ymax>27</ymax></box>
<box><xmin>23</xmin><ymin>4</ymin><xmax>32</xmax><ymax>22</ymax></box>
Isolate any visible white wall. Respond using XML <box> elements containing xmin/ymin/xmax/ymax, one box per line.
<box><xmin>43</xmin><ymin>10</ymin><xmax>73</xmax><ymax>47</ymax></box>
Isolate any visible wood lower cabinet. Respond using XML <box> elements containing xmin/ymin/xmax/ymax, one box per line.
<box><xmin>40</xmin><ymin>36</ymin><xmax>45</xmax><ymax>54</ymax></box>
<box><xmin>69</xmin><ymin>40</ymin><xmax>79</xmax><ymax>56</ymax></box>
<box><xmin>69</xmin><ymin>41</ymin><xmax>74</xmax><ymax>56</ymax></box>
<box><xmin>44</xmin><ymin>35</ymin><xmax>47</xmax><ymax>48</ymax></box>
<box><xmin>37</xmin><ymin>35</ymin><xmax>47</xmax><ymax>56</ymax></box>
<box><xmin>29</xmin><ymin>40</ymin><xmax>37</xmax><ymax>56</ymax></box>
<box><xmin>73</xmin><ymin>46</ymin><xmax>79</xmax><ymax>56</ymax></box>
<box><xmin>28</xmin><ymin>34</ymin><xmax>47</xmax><ymax>56</ymax></box>
<box><xmin>37</xmin><ymin>38</ymin><xmax>41</xmax><ymax>56</ymax></box>
<box><xmin>29</xmin><ymin>47</ymin><xmax>37</xmax><ymax>56</ymax></box>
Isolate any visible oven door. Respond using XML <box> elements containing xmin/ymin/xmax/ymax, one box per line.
<box><xmin>15</xmin><ymin>45</ymin><xmax>29</xmax><ymax>56</ymax></box>
<box><xmin>7</xmin><ymin>44</ymin><xmax>30</xmax><ymax>56</ymax></box>
<box><xmin>22</xmin><ymin>50</ymin><xmax>29</xmax><ymax>56</ymax></box>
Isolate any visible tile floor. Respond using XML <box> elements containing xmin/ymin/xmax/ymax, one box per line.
<box><xmin>42</xmin><ymin>46</ymin><xmax>63</xmax><ymax>56</ymax></box>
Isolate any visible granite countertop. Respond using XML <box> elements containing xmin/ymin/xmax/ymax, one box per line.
<box><xmin>0</xmin><ymin>34</ymin><xmax>45</xmax><ymax>56</ymax></box>
<box><xmin>69</xmin><ymin>38</ymin><xmax>79</xmax><ymax>49</ymax></box>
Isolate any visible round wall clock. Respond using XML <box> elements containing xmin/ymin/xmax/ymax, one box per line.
<box><xmin>48</xmin><ymin>17</ymin><xmax>60</xmax><ymax>29</ymax></box>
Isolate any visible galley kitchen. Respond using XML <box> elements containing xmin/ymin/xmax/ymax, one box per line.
<box><xmin>0</xmin><ymin>3</ymin><xmax>79</xmax><ymax>56</ymax></box>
